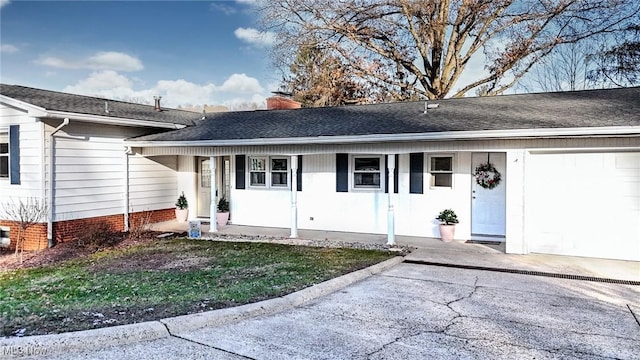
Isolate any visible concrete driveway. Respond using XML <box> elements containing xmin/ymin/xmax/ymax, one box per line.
<box><xmin>27</xmin><ymin>262</ymin><xmax>640</xmax><ymax>360</ymax></box>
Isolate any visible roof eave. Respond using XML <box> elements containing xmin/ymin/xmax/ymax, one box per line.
<box><xmin>125</xmin><ymin>125</ymin><xmax>640</xmax><ymax>147</ymax></box>
<box><xmin>45</xmin><ymin>110</ymin><xmax>187</xmax><ymax>129</ymax></box>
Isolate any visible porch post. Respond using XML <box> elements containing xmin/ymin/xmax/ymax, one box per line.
<box><xmin>387</xmin><ymin>154</ymin><xmax>396</xmax><ymax>246</ymax></box>
<box><xmin>290</xmin><ymin>155</ymin><xmax>298</xmax><ymax>238</ymax></box>
<box><xmin>209</xmin><ymin>156</ymin><xmax>217</xmax><ymax>233</ymax></box>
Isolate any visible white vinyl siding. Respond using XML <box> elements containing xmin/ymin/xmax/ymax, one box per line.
<box><xmin>50</xmin><ymin>122</ymin><xmax>177</xmax><ymax>221</ymax></box>
<box><xmin>128</xmin><ymin>155</ymin><xmax>178</xmax><ymax>212</ymax></box>
<box><xmin>0</xmin><ymin>102</ymin><xmax>43</xmax><ymax>200</ymax></box>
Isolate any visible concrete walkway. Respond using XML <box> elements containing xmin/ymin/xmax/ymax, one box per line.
<box><xmin>152</xmin><ymin>221</ymin><xmax>640</xmax><ymax>283</ymax></box>
<box><xmin>2</xmin><ymin>221</ymin><xmax>638</xmax><ymax>358</ymax></box>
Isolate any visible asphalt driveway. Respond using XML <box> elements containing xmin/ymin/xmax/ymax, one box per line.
<box><xmin>23</xmin><ymin>262</ymin><xmax>639</xmax><ymax>360</ymax></box>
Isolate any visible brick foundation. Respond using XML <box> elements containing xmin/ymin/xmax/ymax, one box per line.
<box><xmin>0</xmin><ymin>208</ymin><xmax>176</xmax><ymax>251</ymax></box>
<box><xmin>0</xmin><ymin>221</ymin><xmax>48</xmax><ymax>251</ymax></box>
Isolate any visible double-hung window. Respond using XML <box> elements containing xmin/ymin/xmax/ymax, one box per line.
<box><xmin>249</xmin><ymin>157</ymin><xmax>267</xmax><ymax>186</ymax></box>
<box><xmin>270</xmin><ymin>158</ymin><xmax>289</xmax><ymax>187</ymax></box>
<box><xmin>429</xmin><ymin>155</ymin><xmax>453</xmax><ymax>188</ymax></box>
<box><xmin>353</xmin><ymin>156</ymin><xmax>382</xmax><ymax>189</ymax></box>
<box><xmin>248</xmin><ymin>156</ymin><xmax>289</xmax><ymax>189</ymax></box>
<box><xmin>0</xmin><ymin>130</ymin><xmax>8</xmax><ymax>179</ymax></box>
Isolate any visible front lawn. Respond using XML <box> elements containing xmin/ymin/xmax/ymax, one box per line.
<box><xmin>0</xmin><ymin>238</ymin><xmax>395</xmax><ymax>337</ymax></box>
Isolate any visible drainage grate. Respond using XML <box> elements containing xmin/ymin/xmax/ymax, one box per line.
<box><xmin>404</xmin><ymin>260</ymin><xmax>640</xmax><ymax>286</ymax></box>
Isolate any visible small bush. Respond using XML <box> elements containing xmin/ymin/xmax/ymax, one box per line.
<box><xmin>76</xmin><ymin>221</ymin><xmax>119</xmax><ymax>250</ymax></box>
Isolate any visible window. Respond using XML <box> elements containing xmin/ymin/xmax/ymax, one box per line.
<box><xmin>0</xmin><ymin>130</ymin><xmax>7</xmax><ymax>179</ymax></box>
<box><xmin>353</xmin><ymin>156</ymin><xmax>382</xmax><ymax>189</ymax></box>
<box><xmin>248</xmin><ymin>156</ymin><xmax>290</xmax><ymax>189</ymax></box>
<box><xmin>271</xmin><ymin>158</ymin><xmax>289</xmax><ymax>187</ymax></box>
<box><xmin>0</xmin><ymin>226</ymin><xmax>9</xmax><ymax>247</ymax></box>
<box><xmin>429</xmin><ymin>155</ymin><xmax>453</xmax><ymax>188</ymax></box>
<box><xmin>249</xmin><ymin>157</ymin><xmax>267</xmax><ymax>186</ymax></box>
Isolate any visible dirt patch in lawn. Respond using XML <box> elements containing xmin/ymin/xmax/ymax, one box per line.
<box><xmin>0</xmin><ymin>231</ymin><xmax>183</xmax><ymax>271</ymax></box>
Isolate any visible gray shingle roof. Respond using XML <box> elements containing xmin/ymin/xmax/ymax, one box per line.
<box><xmin>130</xmin><ymin>87</ymin><xmax>640</xmax><ymax>143</ymax></box>
<box><xmin>0</xmin><ymin>84</ymin><xmax>200</xmax><ymax>126</ymax></box>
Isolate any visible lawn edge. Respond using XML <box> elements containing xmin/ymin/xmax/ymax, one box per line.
<box><xmin>0</xmin><ymin>256</ymin><xmax>404</xmax><ymax>358</ymax></box>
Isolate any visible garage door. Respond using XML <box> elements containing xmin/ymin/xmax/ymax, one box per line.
<box><xmin>526</xmin><ymin>152</ymin><xmax>640</xmax><ymax>261</ymax></box>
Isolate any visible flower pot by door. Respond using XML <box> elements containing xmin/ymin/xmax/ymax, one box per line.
<box><xmin>216</xmin><ymin>212</ymin><xmax>229</xmax><ymax>227</ymax></box>
<box><xmin>439</xmin><ymin>224</ymin><xmax>455</xmax><ymax>242</ymax></box>
<box><xmin>175</xmin><ymin>209</ymin><xmax>188</xmax><ymax>222</ymax></box>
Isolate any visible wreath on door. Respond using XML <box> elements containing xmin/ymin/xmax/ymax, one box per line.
<box><xmin>474</xmin><ymin>163</ymin><xmax>502</xmax><ymax>189</ymax></box>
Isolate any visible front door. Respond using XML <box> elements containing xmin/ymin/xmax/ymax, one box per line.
<box><xmin>471</xmin><ymin>152</ymin><xmax>506</xmax><ymax>237</ymax></box>
<box><xmin>197</xmin><ymin>158</ymin><xmax>211</xmax><ymax>217</ymax></box>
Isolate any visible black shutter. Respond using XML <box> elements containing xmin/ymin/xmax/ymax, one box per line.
<box><xmin>409</xmin><ymin>152</ymin><xmax>424</xmax><ymax>194</ymax></box>
<box><xmin>9</xmin><ymin>125</ymin><xmax>20</xmax><ymax>185</ymax></box>
<box><xmin>336</xmin><ymin>153</ymin><xmax>348</xmax><ymax>192</ymax></box>
<box><xmin>384</xmin><ymin>154</ymin><xmax>399</xmax><ymax>194</ymax></box>
<box><xmin>296</xmin><ymin>155</ymin><xmax>302</xmax><ymax>192</ymax></box>
<box><xmin>235</xmin><ymin>155</ymin><xmax>245</xmax><ymax>189</ymax></box>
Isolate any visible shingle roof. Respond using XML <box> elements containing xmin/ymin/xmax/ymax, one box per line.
<box><xmin>130</xmin><ymin>87</ymin><xmax>640</xmax><ymax>143</ymax></box>
<box><xmin>0</xmin><ymin>84</ymin><xmax>200</xmax><ymax>126</ymax></box>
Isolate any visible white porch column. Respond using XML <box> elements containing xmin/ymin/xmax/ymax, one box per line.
<box><xmin>290</xmin><ymin>155</ymin><xmax>298</xmax><ymax>238</ymax></box>
<box><xmin>209</xmin><ymin>156</ymin><xmax>218</xmax><ymax>233</ymax></box>
<box><xmin>387</xmin><ymin>154</ymin><xmax>396</xmax><ymax>246</ymax></box>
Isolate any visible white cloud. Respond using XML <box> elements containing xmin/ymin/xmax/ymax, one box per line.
<box><xmin>217</xmin><ymin>73</ymin><xmax>264</xmax><ymax>93</ymax></box>
<box><xmin>0</xmin><ymin>44</ymin><xmax>18</xmax><ymax>53</ymax></box>
<box><xmin>37</xmin><ymin>51</ymin><xmax>143</xmax><ymax>72</ymax></box>
<box><xmin>0</xmin><ymin>0</ymin><xmax>10</xmax><ymax>9</ymax></box>
<box><xmin>64</xmin><ymin>70</ymin><xmax>135</xmax><ymax>97</ymax></box>
<box><xmin>62</xmin><ymin>71</ymin><xmax>267</xmax><ymax>108</ymax></box>
<box><xmin>234</xmin><ymin>27</ymin><xmax>276</xmax><ymax>47</ymax></box>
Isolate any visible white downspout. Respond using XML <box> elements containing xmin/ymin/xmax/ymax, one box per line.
<box><xmin>47</xmin><ymin>118</ymin><xmax>69</xmax><ymax>247</ymax></box>
<box><xmin>123</xmin><ymin>146</ymin><xmax>132</xmax><ymax>231</ymax></box>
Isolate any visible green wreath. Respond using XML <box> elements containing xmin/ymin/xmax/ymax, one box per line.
<box><xmin>474</xmin><ymin>163</ymin><xmax>502</xmax><ymax>189</ymax></box>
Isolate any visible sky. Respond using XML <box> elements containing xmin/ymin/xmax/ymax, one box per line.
<box><xmin>0</xmin><ymin>0</ymin><xmax>280</xmax><ymax>109</ymax></box>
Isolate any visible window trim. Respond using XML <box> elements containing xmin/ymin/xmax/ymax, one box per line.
<box><xmin>351</xmin><ymin>155</ymin><xmax>385</xmax><ymax>191</ymax></box>
<box><xmin>247</xmin><ymin>156</ymin><xmax>291</xmax><ymax>190</ymax></box>
<box><xmin>428</xmin><ymin>154</ymin><xmax>454</xmax><ymax>189</ymax></box>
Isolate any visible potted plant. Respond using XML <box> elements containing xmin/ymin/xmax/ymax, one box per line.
<box><xmin>436</xmin><ymin>209</ymin><xmax>458</xmax><ymax>242</ymax></box>
<box><xmin>175</xmin><ymin>192</ymin><xmax>188</xmax><ymax>222</ymax></box>
<box><xmin>216</xmin><ymin>197</ymin><xmax>230</xmax><ymax>226</ymax></box>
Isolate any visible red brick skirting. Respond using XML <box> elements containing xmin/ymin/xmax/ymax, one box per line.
<box><xmin>1</xmin><ymin>208</ymin><xmax>176</xmax><ymax>251</ymax></box>
<box><xmin>0</xmin><ymin>221</ymin><xmax>47</xmax><ymax>251</ymax></box>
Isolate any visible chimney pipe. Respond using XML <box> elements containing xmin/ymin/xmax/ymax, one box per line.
<box><xmin>154</xmin><ymin>96</ymin><xmax>162</xmax><ymax>111</ymax></box>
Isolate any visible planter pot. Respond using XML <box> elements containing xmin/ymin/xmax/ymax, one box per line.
<box><xmin>439</xmin><ymin>224</ymin><xmax>456</xmax><ymax>242</ymax></box>
<box><xmin>175</xmin><ymin>208</ymin><xmax>188</xmax><ymax>222</ymax></box>
<box><xmin>216</xmin><ymin>212</ymin><xmax>229</xmax><ymax>227</ymax></box>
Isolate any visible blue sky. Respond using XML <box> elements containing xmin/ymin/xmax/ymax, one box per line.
<box><xmin>0</xmin><ymin>0</ymin><xmax>279</xmax><ymax>109</ymax></box>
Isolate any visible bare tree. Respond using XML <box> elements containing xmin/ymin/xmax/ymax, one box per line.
<box><xmin>1</xmin><ymin>197</ymin><xmax>48</xmax><ymax>262</ymax></box>
<box><xmin>284</xmin><ymin>42</ymin><xmax>376</xmax><ymax>107</ymax></box>
<box><xmin>519</xmin><ymin>41</ymin><xmax>593</xmax><ymax>92</ymax></box>
<box><xmin>588</xmin><ymin>24</ymin><xmax>640</xmax><ymax>87</ymax></box>
<box><xmin>261</xmin><ymin>0</ymin><xmax>639</xmax><ymax>99</ymax></box>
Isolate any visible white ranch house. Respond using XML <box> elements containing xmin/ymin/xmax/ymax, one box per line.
<box><xmin>1</xmin><ymin>84</ymin><xmax>638</xmax><ymax>261</ymax></box>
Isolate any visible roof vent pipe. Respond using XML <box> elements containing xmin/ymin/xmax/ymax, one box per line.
<box><xmin>105</xmin><ymin>101</ymin><xmax>109</xmax><ymax>114</ymax></box>
<box><xmin>154</xmin><ymin>96</ymin><xmax>162</xmax><ymax>111</ymax></box>
<box><xmin>424</xmin><ymin>101</ymin><xmax>439</xmax><ymax>114</ymax></box>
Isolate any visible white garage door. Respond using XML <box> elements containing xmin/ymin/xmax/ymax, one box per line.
<box><xmin>526</xmin><ymin>152</ymin><xmax>640</xmax><ymax>261</ymax></box>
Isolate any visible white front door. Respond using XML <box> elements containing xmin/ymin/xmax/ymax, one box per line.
<box><xmin>197</xmin><ymin>157</ymin><xmax>211</xmax><ymax>217</ymax></box>
<box><xmin>471</xmin><ymin>152</ymin><xmax>506</xmax><ymax>237</ymax></box>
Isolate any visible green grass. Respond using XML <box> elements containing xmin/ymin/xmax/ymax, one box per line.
<box><xmin>0</xmin><ymin>239</ymin><xmax>395</xmax><ymax>336</ymax></box>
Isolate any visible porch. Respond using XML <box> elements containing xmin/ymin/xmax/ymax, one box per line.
<box><xmin>148</xmin><ymin>220</ymin><xmax>639</xmax><ymax>283</ymax></box>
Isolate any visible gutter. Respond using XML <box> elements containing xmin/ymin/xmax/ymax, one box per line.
<box><xmin>124</xmin><ymin>125</ymin><xmax>640</xmax><ymax>147</ymax></box>
<box><xmin>47</xmin><ymin>118</ymin><xmax>69</xmax><ymax>247</ymax></box>
<box><xmin>46</xmin><ymin>111</ymin><xmax>187</xmax><ymax>129</ymax></box>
